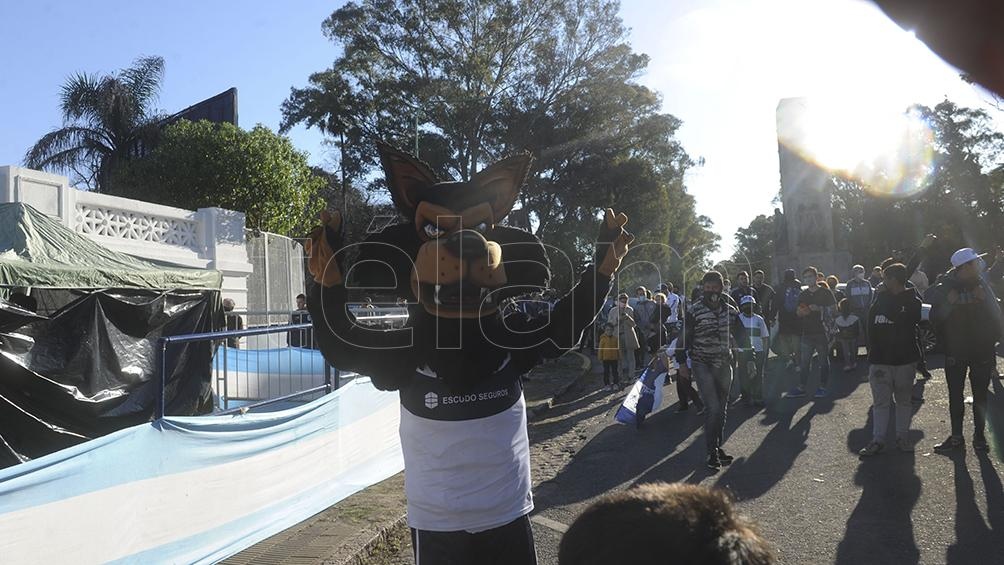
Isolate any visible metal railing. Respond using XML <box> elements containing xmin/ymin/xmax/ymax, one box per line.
<box><xmin>155</xmin><ymin>323</ymin><xmax>340</xmax><ymax>419</ymax></box>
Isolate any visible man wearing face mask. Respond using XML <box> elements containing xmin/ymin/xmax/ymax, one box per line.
<box><xmin>845</xmin><ymin>265</ymin><xmax>873</xmax><ymax>347</ymax></box>
<box><xmin>787</xmin><ymin>266</ymin><xmax>837</xmax><ymax>399</ymax></box>
<box><xmin>676</xmin><ymin>271</ymin><xmax>742</xmax><ymax>471</ymax></box>
<box><xmin>929</xmin><ymin>247</ymin><xmax>1003</xmax><ymax>452</ymax></box>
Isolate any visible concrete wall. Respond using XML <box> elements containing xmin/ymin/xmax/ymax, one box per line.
<box><xmin>0</xmin><ymin>165</ymin><xmax>253</xmax><ymax>308</ymax></box>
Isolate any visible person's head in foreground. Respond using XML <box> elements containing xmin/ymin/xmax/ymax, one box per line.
<box><xmin>558</xmin><ymin>482</ymin><xmax>775</xmax><ymax>565</ymax></box>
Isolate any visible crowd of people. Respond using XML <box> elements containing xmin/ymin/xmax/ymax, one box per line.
<box><xmin>589</xmin><ymin>236</ymin><xmax>1004</xmax><ymax>471</ymax></box>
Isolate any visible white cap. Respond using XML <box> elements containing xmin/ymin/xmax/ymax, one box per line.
<box><xmin>950</xmin><ymin>247</ymin><xmax>987</xmax><ymax>268</ymax></box>
<box><xmin>740</xmin><ymin>295</ymin><xmax>756</xmax><ymax>306</ymax></box>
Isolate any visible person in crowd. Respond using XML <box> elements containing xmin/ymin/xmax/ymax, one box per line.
<box><xmin>929</xmin><ymin>247</ymin><xmax>1003</xmax><ymax>452</ymax></box>
<box><xmin>752</xmin><ymin>270</ymin><xmax>776</xmax><ymax>326</ymax></box>
<box><xmin>594</xmin><ymin>294</ymin><xmax>617</xmax><ymax>352</ymax></box>
<box><xmin>869</xmin><ymin>266</ymin><xmax>883</xmax><ymax>287</ymax></box>
<box><xmin>612</xmin><ymin>293</ymin><xmax>639</xmax><ymax>379</ymax></box>
<box><xmin>788</xmin><ymin>266</ymin><xmax>836</xmax><ymax>399</ymax></box>
<box><xmin>736</xmin><ymin>295</ymin><xmax>769</xmax><ymax>407</ymax></box>
<box><xmin>558</xmin><ymin>482</ymin><xmax>775</xmax><ymax>565</ymax></box>
<box><xmin>288</xmin><ymin>293</ymin><xmax>313</xmax><ymax>347</ymax></box>
<box><xmin>845</xmin><ymin>265</ymin><xmax>873</xmax><ymax>347</ymax></box>
<box><xmin>633</xmin><ymin>287</ymin><xmax>657</xmax><ymax>366</ymax></box>
<box><xmin>223</xmin><ymin>298</ymin><xmax>243</xmax><ymax>349</ymax></box>
<box><xmin>776</xmin><ymin>269</ymin><xmax>803</xmax><ymax>372</ymax></box>
<box><xmin>858</xmin><ymin>263</ymin><xmax>922</xmax><ymax>457</ymax></box>
<box><xmin>730</xmin><ymin>271</ymin><xmax>758</xmax><ymax>307</ymax></box>
<box><xmin>661</xmin><ymin>285</ymin><xmax>682</xmax><ymax>326</ymax></box>
<box><xmin>597</xmin><ymin>324</ymin><xmax>621</xmax><ymax>392</ymax></box>
<box><xmin>834</xmin><ymin>299</ymin><xmax>860</xmax><ymax>372</ymax></box>
<box><xmin>878</xmin><ymin>235</ymin><xmax>938</xmax><ymax>381</ymax></box>
<box><xmin>826</xmin><ymin>275</ymin><xmax>844</xmax><ymax>302</ymax></box>
<box><xmin>676</xmin><ymin>271</ymin><xmax>741</xmax><ymax>470</ymax></box>
<box><xmin>910</xmin><ymin>269</ymin><xmax>930</xmax><ymax>296</ymax></box>
<box><xmin>652</xmin><ymin>292</ymin><xmax>674</xmax><ymax>351</ymax></box>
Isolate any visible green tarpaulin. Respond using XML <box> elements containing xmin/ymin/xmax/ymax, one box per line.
<box><xmin>0</xmin><ymin>203</ymin><xmax>222</xmax><ymax>289</ymax></box>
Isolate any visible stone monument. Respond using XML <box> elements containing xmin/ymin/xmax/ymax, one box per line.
<box><xmin>772</xmin><ymin>98</ymin><xmax>852</xmax><ymax>282</ymax></box>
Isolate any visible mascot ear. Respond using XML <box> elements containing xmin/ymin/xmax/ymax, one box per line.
<box><xmin>377</xmin><ymin>141</ymin><xmax>439</xmax><ymax>217</ymax></box>
<box><xmin>472</xmin><ymin>152</ymin><xmax>534</xmax><ymax>223</ymax></box>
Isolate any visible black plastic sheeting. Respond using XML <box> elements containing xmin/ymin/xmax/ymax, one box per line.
<box><xmin>0</xmin><ymin>289</ymin><xmax>221</xmax><ymax>468</ymax></box>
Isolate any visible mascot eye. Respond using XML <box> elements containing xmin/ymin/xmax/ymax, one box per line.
<box><xmin>474</xmin><ymin>222</ymin><xmax>489</xmax><ymax>233</ymax></box>
<box><xmin>423</xmin><ymin>223</ymin><xmax>446</xmax><ymax>239</ymax></box>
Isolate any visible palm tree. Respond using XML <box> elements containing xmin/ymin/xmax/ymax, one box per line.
<box><xmin>24</xmin><ymin>56</ymin><xmax>165</xmax><ymax>191</ymax></box>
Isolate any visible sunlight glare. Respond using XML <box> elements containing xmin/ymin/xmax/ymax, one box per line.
<box><xmin>778</xmin><ymin>97</ymin><xmax>935</xmax><ymax>199</ymax></box>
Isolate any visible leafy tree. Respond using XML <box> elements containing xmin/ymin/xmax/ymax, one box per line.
<box><xmin>728</xmin><ymin>214</ymin><xmax>775</xmax><ymax>279</ymax></box>
<box><xmin>25</xmin><ymin>56</ymin><xmax>165</xmax><ymax>190</ymax></box>
<box><xmin>280</xmin><ymin>0</ymin><xmax>717</xmax><ymax>289</ymax></box>
<box><xmin>112</xmin><ymin>120</ymin><xmax>325</xmax><ymax>235</ymax></box>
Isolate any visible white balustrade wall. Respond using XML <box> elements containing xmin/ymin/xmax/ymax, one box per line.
<box><xmin>0</xmin><ymin>165</ymin><xmax>255</xmax><ymax>308</ymax></box>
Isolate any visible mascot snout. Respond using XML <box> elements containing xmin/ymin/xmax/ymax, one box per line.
<box><xmin>412</xmin><ymin>229</ymin><xmax>508</xmax><ymax>317</ymax></box>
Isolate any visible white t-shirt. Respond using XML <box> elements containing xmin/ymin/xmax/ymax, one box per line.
<box><xmin>738</xmin><ymin>313</ymin><xmax>770</xmax><ymax>352</ymax></box>
<box><xmin>398</xmin><ymin>362</ymin><xmax>532</xmax><ymax>533</ymax></box>
<box><xmin>664</xmin><ymin>292</ymin><xmax>681</xmax><ymax>324</ymax></box>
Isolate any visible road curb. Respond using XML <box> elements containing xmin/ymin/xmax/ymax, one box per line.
<box><xmin>527</xmin><ymin>350</ymin><xmax>592</xmax><ymax>421</ymax></box>
<box><xmin>342</xmin><ymin>513</ymin><xmax>408</xmax><ymax>565</ymax></box>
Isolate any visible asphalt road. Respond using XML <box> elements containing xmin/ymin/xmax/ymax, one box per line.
<box><xmin>530</xmin><ymin>353</ymin><xmax>1004</xmax><ymax>565</ymax></box>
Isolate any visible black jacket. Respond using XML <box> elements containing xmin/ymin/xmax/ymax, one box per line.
<box><xmin>929</xmin><ymin>271</ymin><xmax>1003</xmax><ymax>361</ymax></box>
<box><xmin>752</xmin><ymin>283</ymin><xmax>776</xmax><ymax>323</ymax></box>
<box><xmin>867</xmin><ymin>287</ymin><xmax>921</xmax><ymax>365</ymax></box>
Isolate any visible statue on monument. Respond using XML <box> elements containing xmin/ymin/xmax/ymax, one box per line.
<box><xmin>773</xmin><ymin>208</ymin><xmax>788</xmax><ymax>254</ymax></box>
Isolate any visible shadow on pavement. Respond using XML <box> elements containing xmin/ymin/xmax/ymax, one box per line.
<box><xmin>834</xmin><ymin>451</ymin><xmax>921</xmax><ymax>565</ymax></box>
<box><xmin>945</xmin><ymin>452</ymin><xmax>1004</xmax><ymax>564</ymax></box>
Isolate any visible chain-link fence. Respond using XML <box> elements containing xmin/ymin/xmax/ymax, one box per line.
<box><xmin>243</xmin><ymin>231</ymin><xmax>307</xmax><ymax>349</ymax></box>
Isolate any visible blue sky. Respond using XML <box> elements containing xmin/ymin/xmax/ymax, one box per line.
<box><xmin>0</xmin><ymin>1</ymin><xmax>996</xmax><ymax>260</ymax></box>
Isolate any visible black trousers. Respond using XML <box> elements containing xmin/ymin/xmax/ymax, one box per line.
<box><xmin>945</xmin><ymin>355</ymin><xmax>994</xmax><ymax>439</ymax></box>
<box><xmin>411</xmin><ymin>514</ymin><xmax>537</xmax><ymax>565</ymax></box>
<box><xmin>603</xmin><ymin>360</ymin><xmax>620</xmax><ymax>385</ymax></box>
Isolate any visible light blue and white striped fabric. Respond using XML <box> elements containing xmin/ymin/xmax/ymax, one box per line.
<box><xmin>0</xmin><ymin>378</ymin><xmax>404</xmax><ymax>564</ymax></box>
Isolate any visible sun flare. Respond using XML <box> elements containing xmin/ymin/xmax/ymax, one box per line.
<box><xmin>778</xmin><ymin>97</ymin><xmax>935</xmax><ymax>198</ymax></box>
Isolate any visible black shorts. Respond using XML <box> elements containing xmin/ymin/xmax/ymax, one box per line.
<box><xmin>411</xmin><ymin>514</ymin><xmax>537</xmax><ymax>565</ymax></box>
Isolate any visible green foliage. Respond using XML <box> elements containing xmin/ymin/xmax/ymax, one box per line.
<box><xmin>25</xmin><ymin>56</ymin><xmax>166</xmax><ymax>190</ymax></box>
<box><xmin>112</xmin><ymin>120</ymin><xmax>325</xmax><ymax>235</ymax></box>
<box><xmin>828</xmin><ymin>100</ymin><xmax>1004</xmax><ymax>275</ymax></box>
<box><xmin>281</xmin><ymin>0</ymin><xmax>718</xmax><ymax>289</ymax></box>
<box><xmin>726</xmin><ymin>214</ymin><xmax>775</xmax><ymax>280</ymax></box>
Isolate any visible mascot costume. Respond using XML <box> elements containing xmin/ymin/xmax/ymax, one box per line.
<box><xmin>305</xmin><ymin>142</ymin><xmax>633</xmax><ymax>564</ymax></box>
